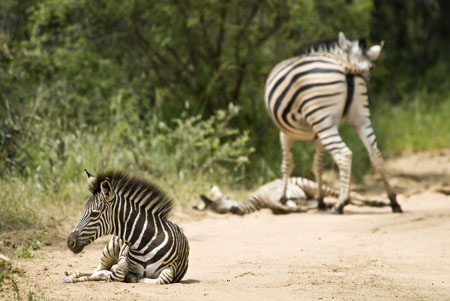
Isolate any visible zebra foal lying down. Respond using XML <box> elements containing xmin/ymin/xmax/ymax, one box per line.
<box><xmin>64</xmin><ymin>170</ymin><xmax>189</xmax><ymax>284</ymax></box>
<box><xmin>195</xmin><ymin>177</ymin><xmax>389</xmax><ymax>215</ymax></box>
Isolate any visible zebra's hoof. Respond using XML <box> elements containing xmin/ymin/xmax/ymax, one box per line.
<box><xmin>317</xmin><ymin>202</ymin><xmax>328</xmax><ymax>211</ymax></box>
<box><xmin>125</xmin><ymin>273</ymin><xmax>139</xmax><ymax>283</ymax></box>
<box><xmin>63</xmin><ymin>278</ymin><xmax>72</xmax><ymax>283</ymax></box>
<box><xmin>296</xmin><ymin>206</ymin><xmax>308</xmax><ymax>213</ymax></box>
<box><xmin>279</xmin><ymin>196</ymin><xmax>288</xmax><ymax>205</ymax></box>
<box><xmin>230</xmin><ymin>206</ymin><xmax>245</xmax><ymax>215</ymax></box>
<box><xmin>330</xmin><ymin>205</ymin><xmax>344</xmax><ymax>215</ymax></box>
<box><xmin>391</xmin><ymin>203</ymin><xmax>403</xmax><ymax>213</ymax></box>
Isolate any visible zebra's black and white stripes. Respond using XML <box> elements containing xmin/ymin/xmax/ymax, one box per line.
<box><xmin>65</xmin><ymin>170</ymin><xmax>189</xmax><ymax>284</ymax></box>
<box><xmin>197</xmin><ymin>177</ymin><xmax>389</xmax><ymax>215</ymax></box>
<box><xmin>264</xmin><ymin>32</ymin><xmax>402</xmax><ymax>214</ymax></box>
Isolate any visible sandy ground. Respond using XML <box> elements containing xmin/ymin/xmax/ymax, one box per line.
<box><xmin>1</xmin><ymin>150</ymin><xmax>450</xmax><ymax>300</ymax></box>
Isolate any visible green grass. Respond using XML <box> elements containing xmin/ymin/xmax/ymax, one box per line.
<box><xmin>373</xmin><ymin>94</ymin><xmax>450</xmax><ymax>151</ymax></box>
<box><xmin>0</xmin><ymin>104</ymin><xmax>252</xmax><ymax>234</ymax></box>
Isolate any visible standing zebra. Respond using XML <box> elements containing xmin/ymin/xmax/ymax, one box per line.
<box><xmin>65</xmin><ymin>170</ymin><xmax>189</xmax><ymax>284</ymax></box>
<box><xmin>265</xmin><ymin>32</ymin><xmax>402</xmax><ymax>214</ymax></box>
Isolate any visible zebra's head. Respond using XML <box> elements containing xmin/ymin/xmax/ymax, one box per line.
<box><xmin>196</xmin><ymin>186</ymin><xmax>234</xmax><ymax>214</ymax></box>
<box><xmin>67</xmin><ymin>169</ymin><xmax>115</xmax><ymax>254</ymax></box>
<box><xmin>337</xmin><ymin>32</ymin><xmax>384</xmax><ymax>72</ymax></box>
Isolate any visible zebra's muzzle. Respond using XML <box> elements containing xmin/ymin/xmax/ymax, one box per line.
<box><xmin>67</xmin><ymin>231</ymin><xmax>85</xmax><ymax>254</ymax></box>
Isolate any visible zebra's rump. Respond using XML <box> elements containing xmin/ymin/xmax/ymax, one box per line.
<box><xmin>125</xmin><ymin>221</ymin><xmax>189</xmax><ymax>283</ymax></box>
<box><xmin>265</xmin><ymin>55</ymin><xmax>349</xmax><ymax>140</ymax></box>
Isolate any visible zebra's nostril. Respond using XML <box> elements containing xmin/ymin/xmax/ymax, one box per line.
<box><xmin>67</xmin><ymin>230</ymin><xmax>80</xmax><ymax>251</ymax></box>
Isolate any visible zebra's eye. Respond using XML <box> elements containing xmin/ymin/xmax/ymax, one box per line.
<box><xmin>90</xmin><ymin>210</ymin><xmax>101</xmax><ymax>218</ymax></box>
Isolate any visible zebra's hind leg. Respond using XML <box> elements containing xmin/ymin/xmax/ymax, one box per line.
<box><xmin>313</xmin><ymin>138</ymin><xmax>327</xmax><ymax>210</ymax></box>
<box><xmin>317</xmin><ymin>128</ymin><xmax>353</xmax><ymax>214</ymax></box>
<box><xmin>280</xmin><ymin>132</ymin><xmax>294</xmax><ymax>205</ymax></box>
<box><xmin>353</xmin><ymin>123</ymin><xmax>402</xmax><ymax>213</ymax></box>
<box><xmin>138</xmin><ymin>266</ymin><xmax>175</xmax><ymax>284</ymax></box>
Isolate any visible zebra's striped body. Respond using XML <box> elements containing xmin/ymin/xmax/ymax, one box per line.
<box><xmin>65</xmin><ymin>170</ymin><xmax>189</xmax><ymax>284</ymax></box>
<box><xmin>265</xmin><ymin>32</ymin><xmax>401</xmax><ymax>214</ymax></box>
<box><xmin>197</xmin><ymin>177</ymin><xmax>388</xmax><ymax>215</ymax></box>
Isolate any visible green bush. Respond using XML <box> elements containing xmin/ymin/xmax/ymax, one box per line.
<box><xmin>1</xmin><ymin>0</ymin><xmax>449</xmax><ymax>233</ymax></box>
<box><xmin>0</xmin><ymin>101</ymin><xmax>255</xmax><ymax>233</ymax></box>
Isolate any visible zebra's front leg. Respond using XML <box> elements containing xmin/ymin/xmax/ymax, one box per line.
<box><xmin>317</xmin><ymin>128</ymin><xmax>352</xmax><ymax>214</ymax></box>
<box><xmin>64</xmin><ymin>270</ymin><xmax>114</xmax><ymax>283</ymax></box>
<box><xmin>64</xmin><ymin>236</ymin><xmax>125</xmax><ymax>283</ymax></box>
<box><xmin>313</xmin><ymin>138</ymin><xmax>327</xmax><ymax>210</ymax></box>
<box><xmin>65</xmin><ymin>250</ymin><xmax>130</xmax><ymax>283</ymax></box>
<box><xmin>280</xmin><ymin>132</ymin><xmax>294</xmax><ymax>205</ymax></box>
<box><xmin>353</xmin><ymin>123</ymin><xmax>402</xmax><ymax>212</ymax></box>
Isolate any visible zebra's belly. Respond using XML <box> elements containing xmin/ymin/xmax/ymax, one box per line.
<box><xmin>259</xmin><ymin>180</ymin><xmax>307</xmax><ymax>204</ymax></box>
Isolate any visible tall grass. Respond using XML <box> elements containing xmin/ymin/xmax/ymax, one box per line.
<box><xmin>373</xmin><ymin>93</ymin><xmax>450</xmax><ymax>151</ymax></box>
<box><xmin>0</xmin><ymin>102</ymin><xmax>254</xmax><ymax>234</ymax></box>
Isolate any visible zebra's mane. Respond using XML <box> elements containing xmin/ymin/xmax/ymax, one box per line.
<box><xmin>298</xmin><ymin>38</ymin><xmax>339</xmax><ymax>55</ymax></box>
<box><xmin>298</xmin><ymin>37</ymin><xmax>367</xmax><ymax>56</ymax></box>
<box><xmin>88</xmin><ymin>170</ymin><xmax>173</xmax><ymax>218</ymax></box>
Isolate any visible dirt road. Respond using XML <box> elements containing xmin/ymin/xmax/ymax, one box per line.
<box><xmin>2</xmin><ymin>151</ymin><xmax>450</xmax><ymax>300</ymax></box>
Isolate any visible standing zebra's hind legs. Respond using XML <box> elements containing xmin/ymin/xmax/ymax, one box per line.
<box><xmin>389</xmin><ymin>193</ymin><xmax>403</xmax><ymax>213</ymax></box>
<box><xmin>330</xmin><ymin>199</ymin><xmax>351</xmax><ymax>215</ymax></box>
<box><xmin>278</xmin><ymin>195</ymin><xmax>288</xmax><ymax>205</ymax></box>
<box><xmin>316</xmin><ymin>197</ymin><xmax>328</xmax><ymax>211</ymax></box>
<box><xmin>329</xmin><ymin>205</ymin><xmax>344</xmax><ymax>215</ymax></box>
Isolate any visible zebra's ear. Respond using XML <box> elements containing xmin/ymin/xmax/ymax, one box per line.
<box><xmin>366</xmin><ymin>41</ymin><xmax>384</xmax><ymax>61</ymax></box>
<box><xmin>84</xmin><ymin>169</ymin><xmax>96</xmax><ymax>186</ymax></box>
<box><xmin>100</xmin><ymin>179</ymin><xmax>114</xmax><ymax>202</ymax></box>
<box><xmin>338</xmin><ymin>32</ymin><xmax>348</xmax><ymax>49</ymax></box>
<box><xmin>199</xmin><ymin>195</ymin><xmax>213</xmax><ymax>206</ymax></box>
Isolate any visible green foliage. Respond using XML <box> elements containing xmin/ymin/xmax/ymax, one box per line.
<box><xmin>0</xmin><ymin>101</ymin><xmax>253</xmax><ymax>232</ymax></box>
<box><xmin>155</xmin><ymin>103</ymin><xmax>254</xmax><ymax>182</ymax></box>
<box><xmin>17</xmin><ymin>230</ymin><xmax>47</xmax><ymax>259</ymax></box>
<box><xmin>0</xmin><ymin>0</ymin><xmax>449</xmax><ymax>232</ymax></box>
<box><xmin>373</xmin><ymin>92</ymin><xmax>450</xmax><ymax>151</ymax></box>
<box><xmin>0</xmin><ymin>271</ymin><xmax>19</xmax><ymax>300</ymax></box>
<box><xmin>0</xmin><ymin>270</ymin><xmax>11</xmax><ymax>285</ymax></box>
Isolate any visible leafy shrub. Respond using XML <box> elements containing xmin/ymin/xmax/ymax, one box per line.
<box><xmin>154</xmin><ymin>103</ymin><xmax>254</xmax><ymax>182</ymax></box>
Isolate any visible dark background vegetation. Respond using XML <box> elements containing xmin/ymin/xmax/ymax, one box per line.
<box><xmin>1</xmin><ymin>0</ymin><xmax>449</xmax><ymax>231</ymax></box>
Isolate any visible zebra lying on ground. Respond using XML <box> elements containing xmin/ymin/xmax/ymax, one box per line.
<box><xmin>195</xmin><ymin>177</ymin><xmax>389</xmax><ymax>215</ymax></box>
<box><xmin>265</xmin><ymin>31</ymin><xmax>402</xmax><ymax>214</ymax></box>
<box><xmin>64</xmin><ymin>170</ymin><xmax>189</xmax><ymax>284</ymax></box>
